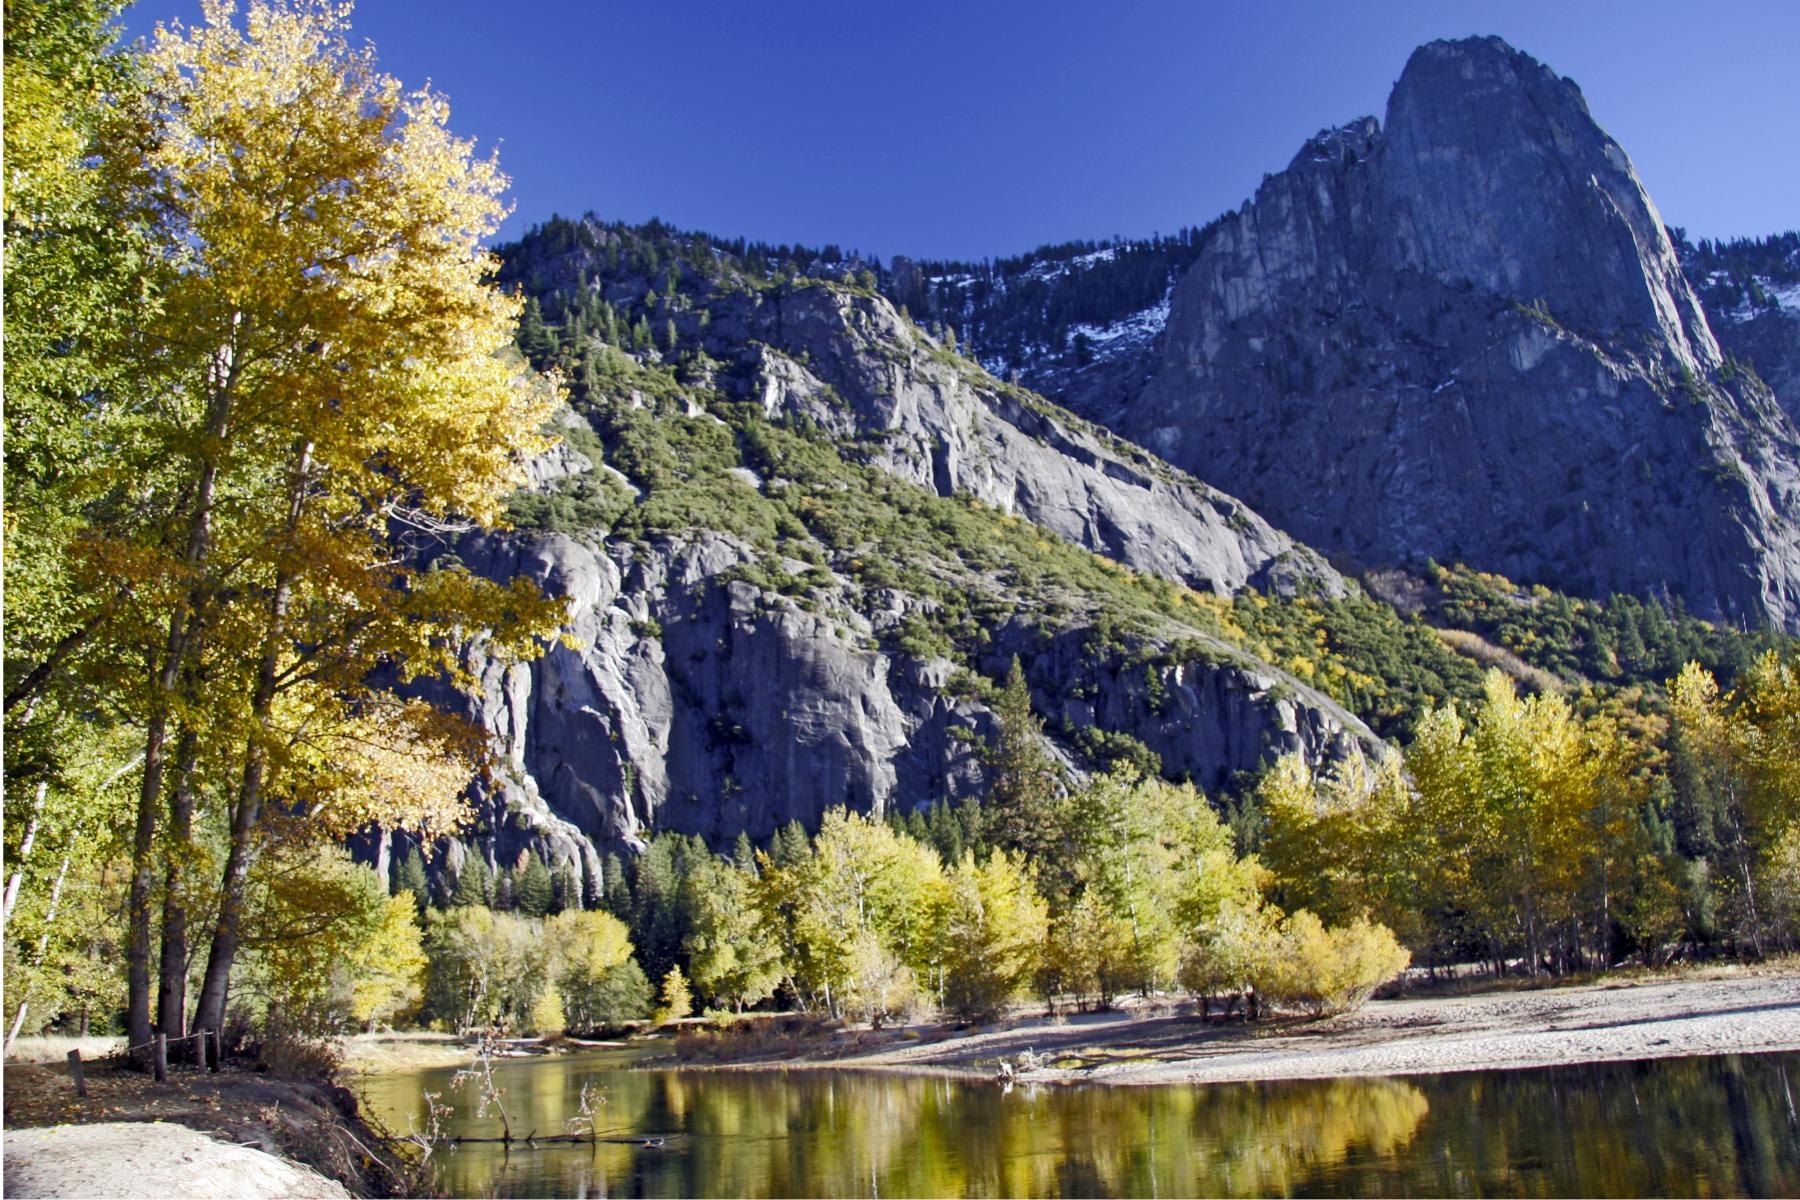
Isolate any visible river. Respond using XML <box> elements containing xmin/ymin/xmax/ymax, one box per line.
<box><xmin>356</xmin><ymin>1049</ymin><xmax>1800</xmax><ymax>1197</ymax></box>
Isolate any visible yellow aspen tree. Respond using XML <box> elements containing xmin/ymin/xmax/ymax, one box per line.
<box><xmin>1738</xmin><ymin>655</ymin><xmax>1800</xmax><ymax>950</ymax></box>
<box><xmin>347</xmin><ymin>893</ymin><xmax>430</xmax><ymax>1031</ymax></box>
<box><xmin>1404</xmin><ymin>701</ymin><xmax>1493</xmax><ymax>965</ymax></box>
<box><xmin>1257</xmin><ymin>752</ymin><xmax>1408</xmax><ymax>927</ymax></box>
<box><xmin>90</xmin><ymin>0</ymin><xmax>564</xmax><ymax>1052</ymax></box>
<box><xmin>940</xmin><ymin>850</ymin><xmax>1048</xmax><ymax>1021</ymax></box>
<box><xmin>1672</xmin><ymin>655</ymin><xmax>1800</xmax><ymax>955</ymax></box>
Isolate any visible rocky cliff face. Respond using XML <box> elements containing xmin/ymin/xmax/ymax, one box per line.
<box><xmin>1715</xmin><ymin>305</ymin><xmax>1800</xmax><ymax>424</ymax></box>
<box><xmin>1679</xmin><ymin>232</ymin><xmax>1800</xmax><ymax>428</ymax></box>
<box><xmin>699</xmin><ymin>281</ymin><xmax>1338</xmax><ymax>599</ymax></box>
<box><xmin>399</xmin><ymin>36</ymin><xmax>1800</xmax><ymax>887</ymax></box>
<box><xmin>406</xmin><ymin>242</ymin><xmax>1382</xmax><ymax>886</ymax></box>
<box><xmin>416</xmin><ymin>518</ymin><xmax>1372</xmax><ymax>891</ymax></box>
<box><xmin>1118</xmin><ymin>37</ymin><xmax>1800</xmax><ymax>631</ymax></box>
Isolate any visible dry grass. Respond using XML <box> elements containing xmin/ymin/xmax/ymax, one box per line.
<box><xmin>1433</xmin><ymin>626</ymin><xmax>1565</xmax><ymax>693</ymax></box>
<box><xmin>673</xmin><ymin>1014</ymin><xmax>850</xmax><ymax>1064</ymax></box>
<box><xmin>340</xmin><ymin>1031</ymin><xmax>475</xmax><ymax>1074</ymax></box>
<box><xmin>5</xmin><ymin>1034</ymin><xmax>126</xmax><ymax>1065</ymax></box>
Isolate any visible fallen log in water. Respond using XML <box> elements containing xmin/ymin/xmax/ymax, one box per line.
<box><xmin>437</xmin><ymin>1131</ymin><xmax>682</xmax><ymax>1147</ymax></box>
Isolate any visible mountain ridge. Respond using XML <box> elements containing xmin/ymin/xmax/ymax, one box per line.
<box><xmin>393</xmin><ymin>35</ymin><xmax>1799</xmax><ymax>887</ymax></box>
<box><xmin>985</xmin><ymin>35</ymin><xmax>1800</xmax><ymax>631</ymax></box>
<box><xmin>401</xmin><ymin>231</ymin><xmax>1421</xmax><ymax>882</ymax></box>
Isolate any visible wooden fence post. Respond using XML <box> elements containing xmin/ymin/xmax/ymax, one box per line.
<box><xmin>66</xmin><ymin>1049</ymin><xmax>87</xmax><ymax>1097</ymax></box>
<box><xmin>210</xmin><ymin>1028</ymin><xmax>222</xmax><ymax>1072</ymax></box>
<box><xmin>153</xmin><ymin>1032</ymin><xmax>167</xmax><ymax>1082</ymax></box>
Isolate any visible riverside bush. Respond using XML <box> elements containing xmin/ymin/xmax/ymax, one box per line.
<box><xmin>1259</xmin><ymin>912</ymin><xmax>1410</xmax><ymax>1017</ymax></box>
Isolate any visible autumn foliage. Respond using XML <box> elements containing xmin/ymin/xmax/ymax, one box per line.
<box><xmin>4</xmin><ymin>0</ymin><xmax>561</xmax><ymax>1055</ymax></box>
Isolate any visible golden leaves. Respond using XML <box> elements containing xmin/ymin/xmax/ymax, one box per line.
<box><xmin>137</xmin><ymin>0</ymin><xmax>554</xmax><ymax>529</ymax></box>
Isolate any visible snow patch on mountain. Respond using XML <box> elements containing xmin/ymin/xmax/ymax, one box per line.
<box><xmin>1069</xmin><ymin>292</ymin><xmax>1172</xmax><ymax>358</ymax></box>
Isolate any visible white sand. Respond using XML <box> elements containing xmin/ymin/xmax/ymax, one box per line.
<box><xmin>767</xmin><ymin>971</ymin><xmax>1800</xmax><ymax>1086</ymax></box>
<box><xmin>3</xmin><ymin>1122</ymin><xmax>350</xmax><ymax>1200</ymax></box>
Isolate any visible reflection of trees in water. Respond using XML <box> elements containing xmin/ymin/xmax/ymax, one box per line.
<box><xmin>408</xmin><ymin>1056</ymin><xmax>656</xmax><ymax>1198</ymax></box>
<box><xmin>363</xmin><ymin>1052</ymin><xmax>1800</xmax><ymax>1199</ymax></box>
<box><xmin>984</xmin><ymin>1076</ymin><xmax>1430</xmax><ymax>1197</ymax></box>
<box><xmin>1190</xmin><ymin>1078</ymin><xmax>1431</xmax><ymax>1196</ymax></box>
<box><xmin>637</xmin><ymin>1070</ymin><xmax>932</xmax><ymax>1196</ymax></box>
<box><xmin>1353</xmin><ymin>1054</ymin><xmax>1800</xmax><ymax>1198</ymax></box>
<box><xmin>627</xmin><ymin>1070</ymin><xmax>1430</xmax><ymax>1197</ymax></box>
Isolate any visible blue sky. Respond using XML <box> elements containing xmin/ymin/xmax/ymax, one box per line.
<box><xmin>121</xmin><ymin>1</ymin><xmax>1799</xmax><ymax>260</ymax></box>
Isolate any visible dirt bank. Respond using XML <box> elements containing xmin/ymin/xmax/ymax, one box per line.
<box><xmin>2</xmin><ymin>1055</ymin><xmax>411</xmax><ymax>1197</ymax></box>
<box><xmin>677</xmin><ymin>970</ymin><xmax>1800</xmax><ymax>1086</ymax></box>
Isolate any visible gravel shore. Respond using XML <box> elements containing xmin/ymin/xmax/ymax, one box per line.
<box><xmin>687</xmin><ymin>970</ymin><xmax>1800</xmax><ymax>1086</ymax></box>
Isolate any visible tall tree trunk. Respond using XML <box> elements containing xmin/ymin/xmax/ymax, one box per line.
<box><xmin>1736</xmin><ymin>838</ymin><xmax>1764</xmax><ymax>958</ymax></box>
<box><xmin>192</xmin><ymin>747</ymin><xmax>266</xmax><ymax>1036</ymax></box>
<box><xmin>126</xmin><ymin>371</ymin><xmax>236</xmax><ymax>1063</ymax></box>
<box><xmin>156</xmin><ymin>730</ymin><xmax>202</xmax><ymax>1042</ymax></box>
<box><xmin>191</xmin><ymin>576</ymin><xmax>294</xmax><ymax>1036</ymax></box>
<box><xmin>126</xmin><ymin>698</ymin><xmax>172</xmax><ymax>1060</ymax></box>
<box><xmin>193</xmin><ymin>440</ymin><xmax>310</xmax><ymax>1037</ymax></box>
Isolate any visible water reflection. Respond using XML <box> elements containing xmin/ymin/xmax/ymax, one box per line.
<box><xmin>355</xmin><ymin>1051</ymin><xmax>1800</xmax><ymax>1198</ymax></box>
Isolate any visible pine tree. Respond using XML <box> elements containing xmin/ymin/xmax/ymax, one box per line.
<box><xmin>551</xmin><ymin>865</ymin><xmax>580</xmax><ymax>914</ymax></box>
<box><xmin>395</xmin><ymin>848</ymin><xmax>430</xmax><ymax>919</ymax></box>
<box><xmin>987</xmin><ymin>657</ymin><xmax>1061</xmax><ymax>862</ymax></box>
<box><xmin>905</xmin><ymin>808</ymin><xmax>930</xmax><ymax>846</ymax></box>
<box><xmin>601</xmin><ymin>853</ymin><xmax>631</xmax><ymax>916</ymax></box>
<box><xmin>516</xmin><ymin>854</ymin><xmax>555</xmax><ymax>918</ymax></box>
<box><xmin>628</xmin><ymin>835</ymin><xmax>697</xmax><ymax>984</ymax></box>
<box><xmin>956</xmin><ymin>797</ymin><xmax>986</xmax><ymax>858</ymax></box>
<box><xmin>451</xmin><ymin>853</ymin><xmax>493</xmax><ymax>908</ymax></box>
<box><xmin>772</xmin><ymin>820</ymin><xmax>811</xmax><ymax>869</ymax></box>
<box><xmin>926</xmin><ymin>799</ymin><xmax>965</xmax><ymax>864</ymax></box>
<box><xmin>518</xmin><ymin>296</ymin><xmax>556</xmax><ymax>365</ymax></box>
<box><xmin>731</xmin><ymin>832</ymin><xmax>757</xmax><ymax>874</ymax></box>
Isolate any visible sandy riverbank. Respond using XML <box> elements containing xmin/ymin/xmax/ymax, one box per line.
<box><xmin>2</xmin><ymin>1055</ymin><xmax>409</xmax><ymax>1197</ymax></box>
<box><xmin>677</xmin><ymin>969</ymin><xmax>1800</xmax><ymax>1086</ymax></box>
<box><xmin>4</xmin><ymin>1123</ymin><xmax>351</xmax><ymax>1200</ymax></box>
